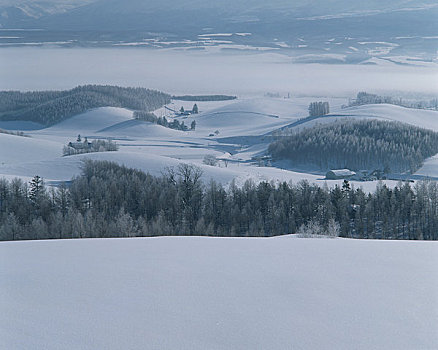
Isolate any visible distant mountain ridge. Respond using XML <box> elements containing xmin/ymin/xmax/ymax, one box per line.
<box><xmin>1</xmin><ymin>0</ymin><xmax>436</xmax><ymax>62</ymax></box>
<box><xmin>2</xmin><ymin>0</ymin><xmax>436</xmax><ymax>30</ymax></box>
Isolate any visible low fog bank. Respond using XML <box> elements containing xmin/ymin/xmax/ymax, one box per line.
<box><xmin>1</xmin><ymin>47</ymin><xmax>436</xmax><ymax>97</ymax></box>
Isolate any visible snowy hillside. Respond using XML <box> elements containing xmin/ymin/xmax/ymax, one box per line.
<box><xmin>41</xmin><ymin>107</ymin><xmax>134</xmax><ymax>135</ymax></box>
<box><xmin>1</xmin><ymin>236</ymin><xmax>437</xmax><ymax>350</ymax></box>
<box><xmin>336</xmin><ymin>104</ymin><xmax>438</xmax><ymax>131</ymax></box>
<box><xmin>0</xmin><ymin>98</ymin><xmax>437</xmax><ymax>189</ymax></box>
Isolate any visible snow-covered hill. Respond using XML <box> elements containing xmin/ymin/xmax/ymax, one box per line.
<box><xmin>1</xmin><ymin>236</ymin><xmax>437</xmax><ymax>350</ymax></box>
<box><xmin>37</xmin><ymin>107</ymin><xmax>134</xmax><ymax>135</ymax></box>
<box><xmin>336</xmin><ymin>104</ymin><xmax>438</xmax><ymax>131</ymax></box>
<box><xmin>0</xmin><ymin>99</ymin><xmax>437</xmax><ymax>189</ymax></box>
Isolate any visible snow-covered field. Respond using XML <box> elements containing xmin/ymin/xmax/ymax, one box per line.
<box><xmin>1</xmin><ymin>236</ymin><xmax>437</xmax><ymax>350</ymax></box>
<box><xmin>1</xmin><ymin>98</ymin><xmax>437</xmax><ymax>189</ymax></box>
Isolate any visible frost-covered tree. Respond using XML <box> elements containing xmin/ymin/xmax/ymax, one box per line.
<box><xmin>0</xmin><ymin>160</ymin><xmax>437</xmax><ymax>241</ymax></box>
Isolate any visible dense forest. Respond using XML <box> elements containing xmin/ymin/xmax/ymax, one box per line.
<box><xmin>0</xmin><ymin>85</ymin><xmax>171</xmax><ymax>125</ymax></box>
<box><xmin>0</xmin><ymin>160</ymin><xmax>437</xmax><ymax>241</ymax></box>
<box><xmin>269</xmin><ymin>120</ymin><xmax>438</xmax><ymax>173</ymax></box>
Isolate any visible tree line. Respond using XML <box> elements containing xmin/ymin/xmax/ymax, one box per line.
<box><xmin>348</xmin><ymin>91</ymin><xmax>438</xmax><ymax>110</ymax></box>
<box><xmin>269</xmin><ymin>119</ymin><xmax>438</xmax><ymax>173</ymax></box>
<box><xmin>172</xmin><ymin>95</ymin><xmax>236</xmax><ymax>101</ymax></box>
<box><xmin>0</xmin><ymin>85</ymin><xmax>171</xmax><ymax>125</ymax></box>
<box><xmin>0</xmin><ymin>128</ymin><xmax>27</xmax><ymax>137</ymax></box>
<box><xmin>0</xmin><ymin>160</ymin><xmax>437</xmax><ymax>241</ymax></box>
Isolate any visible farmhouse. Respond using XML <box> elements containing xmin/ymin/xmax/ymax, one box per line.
<box><xmin>325</xmin><ymin>169</ymin><xmax>356</xmax><ymax>180</ymax></box>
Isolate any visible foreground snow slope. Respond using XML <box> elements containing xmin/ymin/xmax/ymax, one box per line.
<box><xmin>1</xmin><ymin>237</ymin><xmax>437</xmax><ymax>350</ymax></box>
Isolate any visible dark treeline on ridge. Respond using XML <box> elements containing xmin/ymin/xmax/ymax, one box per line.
<box><xmin>0</xmin><ymin>85</ymin><xmax>171</xmax><ymax>125</ymax></box>
<box><xmin>269</xmin><ymin>119</ymin><xmax>438</xmax><ymax>173</ymax></box>
<box><xmin>0</xmin><ymin>160</ymin><xmax>437</xmax><ymax>241</ymax></box>
<box><xmin>173</xmin><ymin>95</ymin><xmax>237</xmax><ymax>101</ymax></box>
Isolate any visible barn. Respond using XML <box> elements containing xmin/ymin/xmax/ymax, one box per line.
<box><xmin>325</xmin><ymin>169</ymin><xmax>356</xmax><ymax>180</ymax></box>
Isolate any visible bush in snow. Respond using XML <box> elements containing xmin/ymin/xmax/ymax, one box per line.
<box><xmin>203</xmin><ymin>154</ymin><xmax>218</xmax><ymax>166</ymax></box>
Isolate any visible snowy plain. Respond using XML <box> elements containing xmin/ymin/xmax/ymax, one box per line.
<box><xmin>1</xmin><ymin>236</ymin><xmax>437</xmax><ymax>350</ymax></box>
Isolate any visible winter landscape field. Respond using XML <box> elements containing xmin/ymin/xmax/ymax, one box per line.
<box><xmin>1</xmin><ymin>0</ymin><xmax>438</xmax><ymax>349</ymax></box>
<box><xmin>2</xmin><ymin>236</ymin><xmax>437</xmax><ymax>350</ymax></box>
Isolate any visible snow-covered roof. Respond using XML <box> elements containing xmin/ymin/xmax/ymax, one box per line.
<box><xmin>327</xmin><ymin>169</ymin><xmax>356</xmax><ymax>177</ymax></box>
<box><xmin>217</xmin><ymin>152</ymin><xmax>232</xmax><ymax>160</ymax></box>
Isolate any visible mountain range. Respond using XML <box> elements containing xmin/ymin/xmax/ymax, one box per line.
<box><xmin>1</xmin><ymin>0</ymin><xmax>437</xmax><ymax>61</ymax></box>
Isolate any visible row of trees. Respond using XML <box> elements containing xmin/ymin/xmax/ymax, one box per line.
<box><xmin>134</xmin><ymin>111</ymin><xmax>196</xmax><ymax>131</ymax></box>
<box><xmin>349</xmin><ymin>92</ymin><xmax>438</xmax><ymax>110</ymax></box>
<box><xmin>62</xmin><ymin>137</ymin><xmax>118</xmax><ymax>156</ymax></box>
<box><xmin>0</xmin><ymin>160</ymin><xmax>437</xmax><ymax>241</ymax></box>
<box><xmin>269</xmin><ymin>119</ymin><xmax>438</xmax><ymax>173</ymax></box>
<box><xmin>0</xmin><ymin>128</ymin><xmax>27</xmax><ymax>137</ymax></box>
<box><xmin>308</xmin><ymin>101</ymin><xmax>330</xmax><ymax>116</ymax></box>
<box><xmin>0</xmin><ymin>85</ymin><xmax>171</xmax><ymax>125</ymax></box>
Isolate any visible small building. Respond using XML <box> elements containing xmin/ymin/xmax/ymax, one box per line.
<box><xmin>325</xmin><ymin>169</ymin><xmax>356</xmax><ymax>180</ymax></box>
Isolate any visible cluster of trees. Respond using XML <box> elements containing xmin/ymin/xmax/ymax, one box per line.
<box><xmin>269</xmin><ymin>120</ymin><xmax>438</xmax><ymax>173</ymax></box>
<box><xmin>173</xmin><ymin>95</ymin><xmax>236</xmax><ymax>101</ymax></box>
<box><xmin>133</xmin><ymin>111</ymin><xmax>196</xmax><ymax>131</ymax></box>
<box><xmin>179</xmin><ymin>104</ymin><xmax>198</xmax><ymax>114</ymax></box>
<box><xmin>0</xmin><ymin>85</ymin><xmax>171</xmax><ymax>125</ymax></box>
<box><xmin>0</xmin><ymin>160</ymin><xmax>437</xmax><ymax>241</ymax></box>
<box><xmin>308</xmin><ymin>102</ymin><xmax>330</xmax><ymax>117</ymax></box>
<box><xmin>62</xmin><ymin>136</ymin><xmax>118</xmax><ymax>156</ymax></box>
<box><xmin>349</xmin><ymin>92</ymin><xmax>438</xmax><ymax>110</ymax></box>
